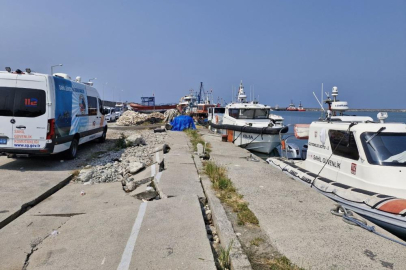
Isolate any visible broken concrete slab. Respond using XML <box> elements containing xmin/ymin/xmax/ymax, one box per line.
<box><xmin>125</xmin><ymin>133</ymin><xmax>145</xmax><ymax>146</ymax></box>
<box><xmin>128</xmin><ymin>162</ymin><xmax>144</xmax><ymax>174</ymax></box>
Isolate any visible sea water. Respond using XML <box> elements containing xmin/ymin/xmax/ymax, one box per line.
<box><xmin>254</xmin><ymin>111</ymin><xmax>406</xmax><ymax>159</ymax></box>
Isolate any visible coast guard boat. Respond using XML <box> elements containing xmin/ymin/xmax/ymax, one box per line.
<box><xmin>209</xmin><ymin>81</ymin><xmax>287</xmax><ymax>154</ymax></box>
<box><xmin>267</xmin><ymin>87</ymin><xmax>406</xmax><ymax>241</ymax></box>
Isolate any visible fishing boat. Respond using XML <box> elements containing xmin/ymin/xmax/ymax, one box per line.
<box><xmin>130</xmin><ymin>97</ymin><xmax>177</xmax><ymax>113</ymax></box>
<box><xmin>209</xmin><ymin>81</ymin><xmax>287</xmax><ymax>154</ymax></box>
<box><xmin>177</xmin><ymin>90</ymin><xmax>198</xmax><ymax>114</ymax></box>
<box><xmin>267</xmin><ymin>87</ymin><xmax>406</xmax><ymax>241</ymax></box>
<box><xmin>286</xmin><ymin>100</ymin><xmax>297</xmax><ymax>111</ymax></box>
<box><xmin>297</xmin><ymin>101</ymin><xmax>306</xmax><ymax>111</ymax></box>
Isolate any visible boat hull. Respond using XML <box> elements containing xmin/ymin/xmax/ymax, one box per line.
<box><xmin>130</xmin><ymin>103</ymin><xmax>177</xmax><ymax>113</ymax></box>
<box><xmin>234</xmin><ymin>131</ymin><xmax>281</xmax><ymax>154</ymax></box>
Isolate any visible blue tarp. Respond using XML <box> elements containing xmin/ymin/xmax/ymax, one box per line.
<box><xmin>170</xmin><ymin>115</ymin><xmax>196</xmax><ymax>131</ymax></box>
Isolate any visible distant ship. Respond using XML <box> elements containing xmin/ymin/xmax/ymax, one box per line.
<box><xmin>286</xmin><ymin>100</ymin><xmax>297</xmax><ymax>111</ymax></box>
<box><xmin>297</xmin><ymin>101</ymin><xmax>306</xmax><ymax>111</ymax></box>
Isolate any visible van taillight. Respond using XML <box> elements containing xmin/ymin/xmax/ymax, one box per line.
<box><xmin>46</xmin><ymin>119</ymin><xmax>55</xmax><ymax>140</ymax></box>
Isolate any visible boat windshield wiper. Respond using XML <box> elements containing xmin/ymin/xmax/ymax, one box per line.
<box><xmin>365</xmin><ymin>127</ymin><xmax>386</xmax><ymax>147</ymax></box>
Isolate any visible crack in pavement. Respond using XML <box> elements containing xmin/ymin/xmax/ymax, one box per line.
<box><xmin>33</xmin><ymin>213</ymin><xmax>85</xmax><ymax>217</ymax></box>
<box><xmin>22</xmin><ymin>218</ymin><xmax>70</xmax><ymax>270</ymax></box>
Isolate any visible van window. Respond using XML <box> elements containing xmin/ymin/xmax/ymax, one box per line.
<box><xmin>87</xmin><ymin>96</ymin><xmax>98</xmax><ymax>116</ymax></box>
<box><xmin>0</xmin><ymin>87</ymin><xmax>46</xmax><ymax>117</ymax></box>
<box><xmin>98</xmin><ymin>98</ymin><xmax>103</xmax><ymax>114</ymax></box>
<box><xmin>0</xmin><ymin>87</ymin><xmax>15</xmax><ymax>116</ymax></box>
<box><xmin>329</xmin><ymin>130</ymin><xmax>359</xmax><ymax>160</ymax></box>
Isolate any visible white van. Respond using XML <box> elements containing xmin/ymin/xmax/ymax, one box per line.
<box><xmin>115</xmin><ymin>104</ymin><xmax>124</xmax><ymax>120</ymax></box>
<box><xmin>0</xmin><ymin>69</ymin><xmax>108</xmax><ymax>159</ymax></box>
<box><xmin>103</xmin><ymin>107</ymin><xmax>116</xmax><ymax>122</ymax></box>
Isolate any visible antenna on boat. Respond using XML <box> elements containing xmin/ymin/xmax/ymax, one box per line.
<box><xmin>313</xmin><ymin>92</ymin><xmax>325</xmax><ymax>112</ymax></box>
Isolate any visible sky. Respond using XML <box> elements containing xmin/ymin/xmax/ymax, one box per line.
<box><xmin>1</xmin><ymin>0</ymin><xmax>405</xmax><ymax>109</ymax></box>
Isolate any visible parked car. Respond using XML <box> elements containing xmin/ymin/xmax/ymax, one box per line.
<box><xmin>0</xmin><ymin>69</ymin><xmax>108</xmax><ymax>159</ymax></box>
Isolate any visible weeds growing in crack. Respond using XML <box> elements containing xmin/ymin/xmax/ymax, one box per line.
<box><xmin>204</xmin><ymin>161</ymin><xmax>258</xmax><ymax>226</ymax></box>
<box><xmin>184</xmin><ymin>129</ymin><xmax>211</xmax><ymax>153</ymax></box>
<box><xmin>218</xmin><ymin>240</ymin><xmax>233</xmax><ymax>270</ymax></box>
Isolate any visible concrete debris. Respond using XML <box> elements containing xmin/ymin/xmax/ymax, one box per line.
<box><xmin>154</xmin><ymin>144</ymin><xmax>170</xmax><ymax>154</ymax></box>
<box><xmin>116</xmin><ymin>111</ymin><xmax>165</xmax><ymax>126</ymax></box>
<box><xmin>74</xmin><ymin>129</ymin><xmax>168</xmax><ymax>185</ymax></box>
<box><xmin>129</xmin><ymin>162</ymin><xmax>145</xmax><ymax>174</ymax></box>
<box><xmin>77</xmin><ymin>169</ymin><xmax>93</xmax><ymax>182</ymax></box>
<box><xmin>125</xmin><ymin>181</ymin><xmax>137</xmax><ymax>192</ymax></box>
<box><xmin>125</xmin><ymin>133</ymin><xmax>145</xmax><ymax>146</ymax></box>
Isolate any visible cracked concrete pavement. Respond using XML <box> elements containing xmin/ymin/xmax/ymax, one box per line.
<box><xmin>0</xmin><ymin>131</ymin><xmax>216</xmax><ymax>270</ymax></box>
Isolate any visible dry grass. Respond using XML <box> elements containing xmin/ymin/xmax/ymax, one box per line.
<box><xmin>204</xmin><ymin>161</ymin><xmax>259</xmax><ymax>226</ymax></box>
<box><xmin>72</xmin><ymin>170</ymin><xmax>80</xmax><ymax>177</ymax></box>
<box><xmin>250</xmin><ymin>237</ymin><xmax>265</xmax><ymax>247</ymax></box>
<box><xmin>265</xmin><ymin>256</ymin><xmax>306</xmax><ymax>270</ymax></box>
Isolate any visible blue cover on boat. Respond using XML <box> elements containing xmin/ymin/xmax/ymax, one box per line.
<box><xmin>170</xmin><ymin>116</ymin><xmax>196</xmax><ymax>131</ymax></box>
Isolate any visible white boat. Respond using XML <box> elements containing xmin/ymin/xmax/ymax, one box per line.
<box><xmin>177</xmin><ymin>90</ymin><xmax>197</xmax><ymax>114</ymax></box>
<box><xmin>267</xmin><ymin>86</ymin><xmax>406</xmax><ymax>241</ymax></box>
<box><xmin>209</xmin><ymin>81</ymin><xmax>287</xmax><ymax>154</ymax></box>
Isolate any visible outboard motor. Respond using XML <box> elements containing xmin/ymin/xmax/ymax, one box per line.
<box><xmin>282</xmin><ymin>143</ymin><xmax>300</xmax><ymax>159</ymax></box>
<box><xmin>301</xmin><ymin>144</ymin><xmax>308</xmax><ymax>160</ymax></box>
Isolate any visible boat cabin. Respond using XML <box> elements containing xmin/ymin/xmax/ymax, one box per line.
<box><xmin>208</xmin><ymin>107</ymin><xmax>225</xmax><ymax>124</ymax></box>
<box><xmin>305</xmin><ymin>117</ymin><xmax>406</xmax><ymax>198</ymax></box>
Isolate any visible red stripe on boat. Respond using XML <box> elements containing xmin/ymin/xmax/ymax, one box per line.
<box><xmin>378</xmin><ymin>199</ymin><xmax>406</xmax><ymax>214</ymax></box>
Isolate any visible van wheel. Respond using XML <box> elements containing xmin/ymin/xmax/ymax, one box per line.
<box><xmin>66</xmin><ymin>138</ymin><xmax>79</xmax><ymax>159</ymax></box>
<box><xmin>98</xmin><ymin>127</ymin><xmax>107</xmax><ymax>143</ymax></box>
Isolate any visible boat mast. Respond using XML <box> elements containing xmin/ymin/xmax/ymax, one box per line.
<box><xmin>237</xmin><ymin>80</ymin><xmax>247</xmax><ymax>103</ymax></box>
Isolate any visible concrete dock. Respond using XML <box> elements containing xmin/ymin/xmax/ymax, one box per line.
<box><xmin>200</xmin><ymin>128</ymin><xmax>406</xmax><ymax>270</ymax></box>
<box><xmin>1</xmin><ymin>127</ymin><xmax>406</xmax><ymax>270</ymax></box>
<box><xmin>0</xmin><ymin>131</ymin><xmax>216</xmax><ymax>270</ymax></box>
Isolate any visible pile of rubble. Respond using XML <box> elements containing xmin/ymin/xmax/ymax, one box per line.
<box><xmin>116</xmin><ymin>111</ymin><xmax>165</xmax><ymax>126</ymax></box>
<box><xmin>75</xmin><ymin>130</ymin><xmax>167</xmax><ymax>185</ymax></box>
<box><xmin>164</xmin><ymin>109</ymin><xmax>179</xmax><ymax>123</ymax></box>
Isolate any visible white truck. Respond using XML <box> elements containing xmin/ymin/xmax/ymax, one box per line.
<box><xmin>0</xmin><ymin>68</ymin><xmax>108</xmax><ymax>159</ymax></box>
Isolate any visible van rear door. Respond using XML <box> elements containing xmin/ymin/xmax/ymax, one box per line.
<box><xmin>11</xmin><ymin>79</ymin><xmax>48</xmax><ymax>149</ymax></box>
<box><xmin>0</xmin><ymin>77</ymin><xmax>17</xmax><ymax>148</ymax></box>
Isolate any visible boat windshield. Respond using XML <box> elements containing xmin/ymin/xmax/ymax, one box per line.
<box><xmin>238</xmin><ymin>109</ymin><xmax>269</xmax><ymax>119</ymax></box>
<box><xmin>361</xmin><ymin>132</ymin><xmax>406</xmax><ymax>166</ymax></box>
